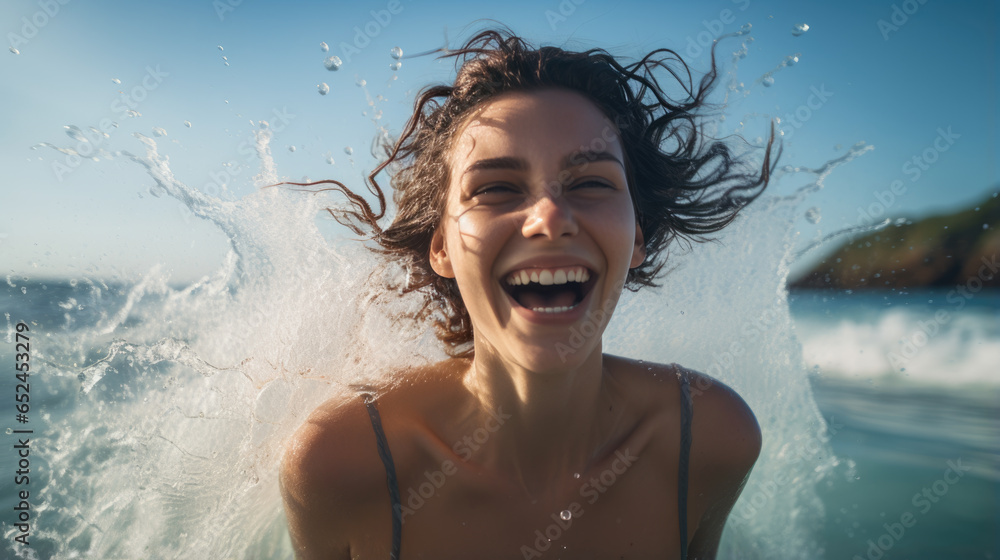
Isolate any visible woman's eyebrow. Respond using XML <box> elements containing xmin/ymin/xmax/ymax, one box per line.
<box><xmin>462</xmin><ymin>151</ymin><xmax>624</xmax><ymax>176</ymax></box>
<box><xmin>462</xmin><ymin>156</ymin><xmax>527</xmax><ymax>176</ymax></box>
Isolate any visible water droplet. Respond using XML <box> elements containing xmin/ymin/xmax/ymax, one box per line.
<box><xmin>559</xmin><ymin>510</ymin><xmax>572</xmax><ymax>521</ymax></box>
<box><xmin>324</xmin><ymin>55</ymin><xmax>343</xmax><ymax>71</ymax></box>
<box><xmin>222</xmin><ymin>56</ymin><xmax>228</xmax><ymax>61</ymax></box>
<box><xmin>288</xmin><ymin>145</ymin><xmax>296</xmax><ymax>152</ymax></box>
<box><xmin>984</xmin><ymin>224</ymin><xmax>990</xmax><ymax>230</ymax></box>
<box><xmin>390</xmin><ymin>46</ymin><xmax>403</xmax><ymax>59</ymax></box>
<box><xmin>224</xmin><ymin>61</ymin><xmax>230</xmax><ymax>67</ymax></box>
<box><xmin>111</xmin><ymin>77</ymin><xmax>121</xmax><ymax>84</ymax></box>
<box><xmin>326</xmin><ymin>156</ymin><xmax>335</xmax><ymax>165</ymax></box>
<box><xmin>5</xmin><ymin>428</ymin><xmax>11</xmax><ymax>434</ymax></box>
<box><xmin>762</xmin><ymin>75</ymin><xmax>775</xmax><ymax>87</ymax></box>
<box><xmin>320</xmin><ymin>42</ymin><xmax>329</xmax><ymax>52</ymax></box>
<box><xmin>64</xmin><ymin>125</ymin><xmax>89</xmax><ymax>143</ymax></box>
<box><xmin>259</xmin><ymin>120</ymin><xmax>269</xmax><ymax>129</ymax></box>
<box><xmin>390</xmin><ymin>61</ymin><xmax>402</xmax><ymax>71</ymax></box>
<box><xmin>184</xmin><ymin>120</ymin><xmax>192</xmax><ymax>128</ymax></box>
<box><xmin>152</xmin><ymin>127</ymin><xmax>167</xmax><ymax>137</ymax></box>
<box><xmin>786</xmin><ymin>55</ymin><xmax>799</xmax><ymax>66</ymax></box>
<box><xmin>344</xmin><ymin>146</ymin><xmax>354</xmax><ymax>155</ymax></box>
<box><xmin>739</xmin><ymin>23</ymin><xmax>752</xmax><ymax>34</ymax></box>
<box><xmin>573</xmin><ymin>473</ymin><xmax>581</xmax><ymax>479</ymax></box>
<box><xmin>792</xmin><ymin>23</ymin><xmax>810</xmax><ymax>36</ymax></box>
<box><xmin>356</xmin><ymin>78</ymin><xmax>367</xmax><ymax>87</ymax></box>
<box><xmin>805</xmin><ymin>207</ymin><xmax>821</xmax><ymax>224</ymax></box>
<box><xmin>9</xmin><ymin>47</ymin><xmax>20</xmax><ymax>55</ymax></box>
<box><xmin>217</xmin><ymin>45</ymin><xmax>224</xmax><ymax>51</ymax></box>
<box><xmin>318</xmin><ymin>82</ymin><xmax>330</xmax><ymax>95</ymax></box>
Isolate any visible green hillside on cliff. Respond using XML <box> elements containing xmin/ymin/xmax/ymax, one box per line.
<box><xmin>790</xmin><ymin>191</ymin><xmax>1000</xmax><ymax>290</ymax></box>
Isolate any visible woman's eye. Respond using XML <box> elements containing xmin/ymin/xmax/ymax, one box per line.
<box><xmin>572</xmin><ymin>180</ymin><xmax>615</xmax><ymax>190</ymax></box>
<box><xmin>475</xmin><ymin>184</ymin><xmax>517</xmax><ymax>196</ymax></box>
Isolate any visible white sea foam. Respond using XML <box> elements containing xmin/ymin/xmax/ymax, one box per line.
<box><xmin>797</xmin><ymin>305</ymin><xmax>1000</xmax><ymax>387</ymax></box>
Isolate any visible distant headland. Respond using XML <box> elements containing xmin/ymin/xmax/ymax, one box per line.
<box><xmin>789</xmin><ymin>190</ymin><xmax>999</xmax><ymax>291</ymax></box>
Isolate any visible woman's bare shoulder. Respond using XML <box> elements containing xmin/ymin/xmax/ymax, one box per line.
<box><xmin>608</xmin><ymin>357</ymin><xmax>761</xmax><ymax>474</ymax></box>
<box><xmin>279</xmin><ymin>388</ymin><xmax>384</xmax><ymax>559</ymax></box>
<box><xmin>280</xmin><ymin>390</ymin><xmax>384</xmax><ymax>517</ymax></box>
<box><xmin>677</xmin><ymin>365</ymin><xmax>762</xmax><ymax>475</ymax></box>
<box><xmin>280</xmin><ymin>359</ymin><xmax>468</xmax><ymax>510</ymax></box>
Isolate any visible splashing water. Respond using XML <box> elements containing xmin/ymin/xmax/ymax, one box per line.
<box><xmin>3</xmin><ymin>128</ymin><xmax>440</xmax><ymax>557</ymax></box>
<box><xmin>323</xmin><ymin>55</ymin><xmax>342</xmax><ymax>71</ymax></box>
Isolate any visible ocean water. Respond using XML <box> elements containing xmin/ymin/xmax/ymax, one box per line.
<box><xmin>0</xmin><ymin>132</ymin><xmax>994</xmax><ymax>558</ymax></box>
<box><xmin>792</xmin><ymin>290</ymin><xmax>1000</xmax><ymax>559</ymax></box>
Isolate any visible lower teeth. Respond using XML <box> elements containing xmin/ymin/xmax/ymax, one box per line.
<box><xmin>530</xmin><ymin>305</ymin><xmax>576</xmax><ymax>313</ymax></box>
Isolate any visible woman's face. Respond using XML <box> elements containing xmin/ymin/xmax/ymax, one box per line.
<box><xmin>430</xmin><ymin>88</ymin><xmax>645</xmax><ymax>371</ymax></box>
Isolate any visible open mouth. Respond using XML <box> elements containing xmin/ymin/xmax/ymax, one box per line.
<box><xmin>501</xmin><ymin>266</ymin><xmax>597</xmax><ymax>313</ymax></box>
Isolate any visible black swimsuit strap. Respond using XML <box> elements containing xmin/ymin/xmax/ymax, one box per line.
<box><xmin>362</xmin><ymin>394</ymin><xmax>403</xmax><ymax>560</ymax></box>
<box><xmin>678</xmin><ymin>372</ymin><xmax>694</xmax><ymax>560</ymax></box>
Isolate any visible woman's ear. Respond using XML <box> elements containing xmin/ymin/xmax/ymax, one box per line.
<box><xmin>429</xmin><ymin>227</ymin><xmax>455</xmax><ymax>278</ymax></box>
<box><xmin>630</xmin><ymin>222</ymin><xmax>646</xmax><ymax>269</ymax></box>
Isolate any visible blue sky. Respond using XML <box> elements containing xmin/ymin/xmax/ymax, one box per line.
<box><xmin>2</xmin><ymin>0</ymin><xmax>996</xmax><ymax>282</ymax></box>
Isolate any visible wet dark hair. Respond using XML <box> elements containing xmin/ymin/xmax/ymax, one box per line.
<box><xmin>282</xmin><ymin>25</ymin><xmax>778</xmax><ymax>356</ymax></box>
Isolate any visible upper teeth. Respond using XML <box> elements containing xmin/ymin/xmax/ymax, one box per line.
<box><xmin>505</xmin><ymin>266</ymin><xmax>590</xmax><ymax>286</ymax></box>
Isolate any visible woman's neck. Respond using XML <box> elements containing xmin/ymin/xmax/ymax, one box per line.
<box><xmin>460</xmin><ymin>343</ymin><xmax>624</xmax><ymax>497</ymax></box>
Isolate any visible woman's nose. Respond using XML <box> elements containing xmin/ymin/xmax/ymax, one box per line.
<box><xmin>520</xmin><ymin>187</ymin><xmax>578</xmax><ymax>240</ymax></box>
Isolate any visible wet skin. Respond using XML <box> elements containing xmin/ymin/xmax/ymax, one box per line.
<box><xmin>280</xmin><ymin>89</ymin><xmax>762</xmax><ymax>559</ymax></box>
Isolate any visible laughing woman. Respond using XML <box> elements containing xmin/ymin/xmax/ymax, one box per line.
<box><xmin>280</xmin><ymin>26</ymin><xmax>776</xmax><ymax>559</ymax></box>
